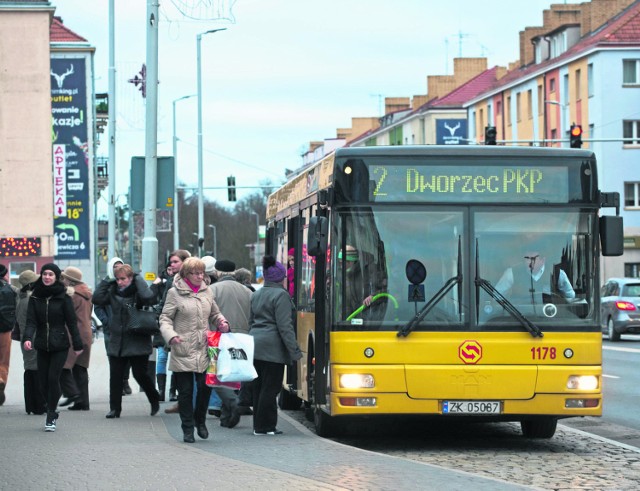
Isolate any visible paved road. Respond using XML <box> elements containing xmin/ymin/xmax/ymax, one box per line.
<box><xmin>0</xmin><ymin>339</ymin><xmax>529</xmax><ymax>491</ymax></box>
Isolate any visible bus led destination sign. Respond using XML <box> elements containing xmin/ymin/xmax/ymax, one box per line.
<box><xmin>370</xmin><ymin>165</ymin><xmax>569</xmax><ymax>203</ymax></box>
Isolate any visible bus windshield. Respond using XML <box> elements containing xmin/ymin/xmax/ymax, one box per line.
<box><xmin>332</xmin><ymin>207</ymin><xmax>595</xmax><ymax>332</ymax></box>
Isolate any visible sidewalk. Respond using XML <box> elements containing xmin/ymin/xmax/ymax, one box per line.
<box><xmin>0</xmin><ymin>339</ymin><xmax>533</xmax><ymax>490</ymax></box>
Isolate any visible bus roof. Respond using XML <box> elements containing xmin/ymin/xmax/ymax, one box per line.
<box><xmin>266</xmin><ymin>145</ymin><xmax>596</xmax><ymax>220</ymax></box>
<box><xmin>334</xmin><ymin>145</ymin><xmax>595</xmax><ymax>159</ymax></box>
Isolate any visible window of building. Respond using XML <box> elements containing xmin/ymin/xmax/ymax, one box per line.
<box><xmin>549</xmin><ymin>78</ymin><xmax>556</xmax><ymax>93</ymax></box>
<box><xmin>575</xmin><ymin>69</ymin><xmax>581</xmax><ymax>98</ymax></box>
<box><xmin>623</xmin><ymin>59</ymin><xmax>640</xmax><ymax>85</ymax></box>
<box><xmin>471</xmin><ymin>111</ymin><xmax>477</xmax><ymax>137</ymax></box>
<box><xmin>537</xmin><ymin>85</ymin><xmax>543</xmax><ymax>115</ymax></box>
<box><xmin>496</xmin><ymin>100</ymin><xmax>502</xmax><ymax>117</ymax></box>
<box><xmin>623</xmin><ymin>120</ymin><xmax>640</xmax><ymax>145</ymax></box>
<box><xmin>624</xmin><ymin>182</ymin><xmax>640</xmax><ymax>208</ymax></box>
<box><xmin>588</xmin><ymin>63</ymin><xmax>594</xmax><ymax>97</ymax></box>
<box><xmin>625</xmin><ymin>263</ymin><xmax>640</xmax><ymax>277</ymax></box>
<box><xmin>527</xmin><ymin>90</ymin><xmax>532</xmax><ymax>120</ymax></box>
<box><xmin>506</xmin><ymin>96</ymin><xmax>512</xmax><ymax>125</ymax></box>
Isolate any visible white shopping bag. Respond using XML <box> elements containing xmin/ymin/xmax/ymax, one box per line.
<box><xmin>216</xmin><ymin>332</ymin><xmax>258</xmax><ymax>382</ymax></box>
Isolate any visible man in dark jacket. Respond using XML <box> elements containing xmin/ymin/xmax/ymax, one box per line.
<box><xmin>0</xmin><ymin>263</ymin><xmax>18</xmax><ymax>405</ymax></box>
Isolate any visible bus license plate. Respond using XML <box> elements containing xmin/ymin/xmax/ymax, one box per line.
<box><xmin>443</xmin><ymin>401</ymin><xmax>501</xmax><ymax>414</ymax></box>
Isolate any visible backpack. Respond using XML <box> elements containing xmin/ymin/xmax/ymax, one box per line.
<box><xmin>0</xmin><ymin>281</ymin><xmax>17</xmax><ymax>332</ymax></box>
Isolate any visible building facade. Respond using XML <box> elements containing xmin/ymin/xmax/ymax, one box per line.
<box><xmin>465</xmin><ymin>0</ymin><xmax>640</xmax><ymax>280</ymax></box>
<box><xmin>0</xmin><ymin>1</ymin><xmax>96</xmax><ymax>286</ymax></box>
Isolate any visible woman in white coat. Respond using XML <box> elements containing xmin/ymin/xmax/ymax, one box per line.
<box><xmin>159</xmin><ymin>257</ymin><xmax>229</xmax><ymax>443</ymax></box>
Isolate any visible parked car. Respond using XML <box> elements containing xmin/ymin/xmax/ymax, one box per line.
<box><xmin>600</xmin><ymin>278</ymin><xmax>640</xmax><ymax>341</ymax></box>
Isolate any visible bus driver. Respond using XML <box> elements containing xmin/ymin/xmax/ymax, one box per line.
<box><xmin>342</xmin><ymin>244</ymin><xmax>387</xmax><ymax>319</ymax></box>
<box><xmin>495</xmin><ymin>248</ymin><xmax>575</xmax><ymax>305</ymax></box>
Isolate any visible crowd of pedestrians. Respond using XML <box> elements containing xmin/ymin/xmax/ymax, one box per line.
<box><xmin>0</xmin><ymin>247</ymin><xmax>301</xmax><ymax>441</ymax></box>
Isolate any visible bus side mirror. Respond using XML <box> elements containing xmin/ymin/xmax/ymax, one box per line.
<box><xmin>307</xmin><ymin>216</ymin><xmax>328</xmax><ymax>257</ymax></box>
<box><xmin>600</xmin><ymin>215</ymin><xmax>623</xmax><ymax>256</ymax></box>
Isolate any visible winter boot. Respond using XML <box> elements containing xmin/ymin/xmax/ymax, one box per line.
<box><xmin>157</xmin><ymin>374</ymin><xmax>166</xmax><ymax>402</ymax></box>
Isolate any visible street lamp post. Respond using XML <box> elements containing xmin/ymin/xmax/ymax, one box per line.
<box><xmin>545</xmin><ymin>100</ymin><xmax>568</xmax><ymax>145</ymax></box>
<box><xmin>172</xmin><ymin>94</ymin><xmax>196</xmax><ymax>251</ymax></box>
<box><xmin>208</xmin><ymin>224</ymin><xmax>217</xmax><ymax>258</ymax></box>
<box><xmin>197</xmin><ymin>28</ymin><xmax>226</xmax><ymax>258</ymax></box>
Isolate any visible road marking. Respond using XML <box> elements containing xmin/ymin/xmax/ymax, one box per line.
<box><xmin>603</xmin><ymin>374</ymin><xmax>620</xmax><ymax>379</ymax></box>
<box><xmin>603</xmin><ymin>346</ymin><xmax>640</xmax><ymax>353</ymax></box>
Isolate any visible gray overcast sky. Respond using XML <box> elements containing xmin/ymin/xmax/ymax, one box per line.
<box><xmin>54</xmin><ymin>0</ymin><xmax>579</xmax><ymax>206</ymax></box>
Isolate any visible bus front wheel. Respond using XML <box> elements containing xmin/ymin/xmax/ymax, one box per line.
<box><xmin>314</xmin><ymin>406</ymin><xmax>338</xmax><ymax>437</ymax></box>
<box><xmin>521</xmin><ymin>417</ymin><xmax>557</xmax><ymax>438</ymax></box>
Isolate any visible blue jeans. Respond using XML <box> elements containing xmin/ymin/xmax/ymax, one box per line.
<box><xmin>208</xmin><ymin>385</ymin><xmax>222</xmax><ymax>409</ymax></box>
<box><xmin>156</xmin><ymin>348</ymin><xmax>168</xmax><ymax>375</ymax></box>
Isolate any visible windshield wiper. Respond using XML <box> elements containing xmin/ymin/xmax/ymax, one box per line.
<box><xmin>474</xmin><ymin>239</ymin><xmax>543</xmax><ymax>338</ymax></box>
<box><xmin>398</xmin><ymin>236</ymin><xmax>463</xmax><ymax>337</ymax></box>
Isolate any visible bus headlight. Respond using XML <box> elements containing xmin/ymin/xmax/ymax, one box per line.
<box><xmin>567</xmin><ymin>375</ymin><xmax>599</xmax><ymax>390</ymax></box>
<box><xmin>339</xmin><ymin>374</ymin><xmax>375</xmax><ymax>389</ymax></box>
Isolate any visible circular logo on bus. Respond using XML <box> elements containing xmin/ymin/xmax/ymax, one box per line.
<box><xmin>458</xmin><ymin>340</ymin><xmax>482</xmax><ymax>364</ymax></box>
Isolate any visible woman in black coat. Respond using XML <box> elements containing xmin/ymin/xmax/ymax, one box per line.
<box><xmin>23</xmin><ymin>263</ymin><xmax>83</xmax><ymax>432</ymax></box>
<box><xmin>92</xmin><ymin>263</ymin><xmax>160</xmax><ymax>419</ymax></box>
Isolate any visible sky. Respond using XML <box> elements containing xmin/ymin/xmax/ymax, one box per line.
<box><xmin>53</xmin><ymin>0</ymin><xmax>581</xmax><ymax>209</ymax></box>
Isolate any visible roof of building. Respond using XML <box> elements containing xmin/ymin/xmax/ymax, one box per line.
<box><xmin>474</xmin><ymin>0</ymin><xmax>640</xmax><ymax>100</ymax></box>
<box><xmin>50</xmin><ymin>15</ymin><xmax>87</xmax><ymax>43</ymax></box>
<box><xmin>429</xmin><ymin>67</ymin><xmax>501</xmax><ymax>108</ymax></box>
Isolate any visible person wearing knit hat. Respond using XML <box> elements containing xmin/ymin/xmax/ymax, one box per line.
<box><xmin>15</xmin><ymin>270</ymin><xmax>44</xmax><ymax>414</ymax></box>
<box><xmin>248</xmin><ymin>255</ymin><xmax>302</xmax><ymax>435</ymax></box>
<box><xmin>263</xmin><ymin>257</ymin><xmax>286</xmax><ymax>283</ymax></box>
<box><xmin>59</xmin><ymin>266</ymin><xmax>93</xmax><ymax>411</ymax></box>
<box><xmin>23</xmin><ymin>262</ymin><xmax>83</xmax><ymax>432</ymax></box>
<box><xmin>40</xmin><ymin>263</ymin><xmax>62</xmax><ymax>281</ymax></box>
<box><xmin>0</xmin><ymin>262</ymin><xmax>18</xmax><ymax>407</ymax></box>
<box><xmin>201</xmin><ymin>256</ymin><xmax>217</xmax><ymax>278</ymax></box>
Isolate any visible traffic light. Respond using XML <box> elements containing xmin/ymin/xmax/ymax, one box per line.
<box><xmin>484</xmin><ymin>125</ymin><xmax>497</xmax><ymax>145</ymax></box>
<box><xmin>198</xmin><ymin>237</ymin><xmax>205</xmax><ymax>248</ymax></box>
<box><xmin>570</xmin><ymin>124</ymin><xmax>583</xmax><ymax>148</ymax></box>
<box><xmin>227</xmin><ymin>175</ymin><xmax>236</xmax><ymax>201</ymax></box>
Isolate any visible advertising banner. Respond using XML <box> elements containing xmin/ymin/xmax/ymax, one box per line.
<box><xmin>51</xmin><ymin>58</ymin><xmax>90</xmax><ymax>259</ymax></box>
<box><xmin>436</xmin><ymin>119</ymin><xmax>468</xmax><ymax>145</ymax></box>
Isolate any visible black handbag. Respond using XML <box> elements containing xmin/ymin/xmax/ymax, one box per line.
<box><xmin>125</xmin><ymin>300</ymin><xmax>160</xmax><ymax>336</ymax></box>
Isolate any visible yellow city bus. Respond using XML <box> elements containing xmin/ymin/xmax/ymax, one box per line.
<box><xmin>265</xmin><ymin>146</ymin><xmax>623</xmax><ymax>438</ymax></box>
